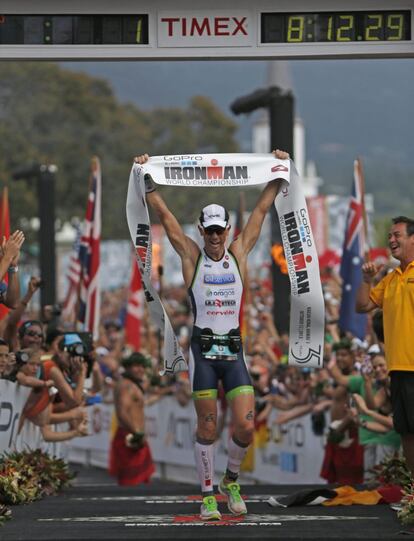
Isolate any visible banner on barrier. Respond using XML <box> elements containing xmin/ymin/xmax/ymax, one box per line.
<box><xmin>68</xmin><ymin>397</ymin><xmax>325</xmax><ymax>484</ymax></box>
<box><xmin>0</xmin><ymin>380</ymin><xmax>31</xmax><ymax>452</ymax></box>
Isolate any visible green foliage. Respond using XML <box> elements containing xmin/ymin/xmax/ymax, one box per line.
<box><xmin>0</xmin><ymin>449</ymin><xmax>74</xmax><ymax>506</ymax></box>
<box><xmin>0</xmin><ymin>62</ymin><xmax>240</xmax><ymax>238</ymax></box>
<box><xmin>399</xmin><ymin>486</ymin><xmax>414</xmax><ymax>525</ymax></box>
<box><xmin>370</xmin><ymin>454</ymin><xmax>412</xmax><ymax>489</ymax></box>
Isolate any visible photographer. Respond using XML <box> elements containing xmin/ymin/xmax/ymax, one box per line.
<box><xmin>11</xmin><ymin>348</ymin><xmax>53</xmax><ymax>389</ymax></box>
<box><xmin>10</xmin><ymin>347</ymin><xmax>88</xmax><ymax>445</ymax></box>
<box><xmin>46</xmin><ymin>333</ymin><xmax>88</xmax><ymax>412</ymax></box>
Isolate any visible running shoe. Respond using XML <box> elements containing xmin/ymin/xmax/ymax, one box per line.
<box><xmin>200</xmin><ymin>495</ymin><xmax>222</xmax><ymax>521</ymax></box>
<box><xmin>218</xmin><ymin>477</ymin><xmax>247</xmax><ymax>515</ymax></box>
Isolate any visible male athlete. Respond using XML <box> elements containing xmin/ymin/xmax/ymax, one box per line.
<box><xmin>135</xmin><ymin>150</ymin><xmax>288</xmax><ymax>520</ymax></box>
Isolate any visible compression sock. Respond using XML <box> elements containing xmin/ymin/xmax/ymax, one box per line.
<box><xmin>194</xmin><ymin>438</ymin><xmax>215</xmax><ymax>495</ymax></box>
<box><xmin>225</xmin><ymin>436</ymin><xmax>250</xmax><ymax>481</ymax></box>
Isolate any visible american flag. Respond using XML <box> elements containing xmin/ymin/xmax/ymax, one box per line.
<box><xmin>61</xmin><ymin>222</ymin><xmax>82</xmax><ymax>323</ymax></box>
<box><xmin>125</xmin><ymin>255</ymin><xmax>144</xmax><ymax>351</ymax></box>
<box><xmin>338</xmin><ymin>159</ymin><xmax>368</xmax><ymax>340</ymax></box>
<box><xmin>77</xmin><ymin>157</ymin><xmax>101</xmax><ymax>339</ymax></box>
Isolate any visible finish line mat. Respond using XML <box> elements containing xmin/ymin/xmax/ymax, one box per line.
<box><xmin>0</xmin><ymin>477</ymin><xmax>405</xmax><ymax>541</ymax></box>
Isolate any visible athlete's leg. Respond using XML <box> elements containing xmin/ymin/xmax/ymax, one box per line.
<box><xmin>194</xmin><ymin>397</ymin><xmax>222</xmax><ymax>520</ymax></box>
<box><xmin>194</xmin><ymin>397</ymin><xmax>218</xmax><ymax>494</ymax></box>
<box><xmin>217</xmin><ymin>389</ymin><xmax>254</xmax><ymax>515</ymax></box>
<box><xmin>226</xmin><ymin>391</ymin><xmax>255</xmax><ymax>480</ymax></box>
<box><xmin>189</xmin><ymin>341</ymin><xmax>221</xmax><ymax>519</ymax></box>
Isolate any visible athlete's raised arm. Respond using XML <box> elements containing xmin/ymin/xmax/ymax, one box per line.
<box><xmin>231</xmin><ymin>149</ymin><xmax>289</xmax><ymax>259</ymax></box>
<box><xmin>134</xmin><ymin>154</ymin><xmax>199</xmax><ymax>264</ymax></box>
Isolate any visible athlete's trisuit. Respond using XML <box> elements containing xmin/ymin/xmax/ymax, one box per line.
<box><xmin>188</xmin><ymin>247</ymin><xmax>253</xmax><ymax>402</ymax></box>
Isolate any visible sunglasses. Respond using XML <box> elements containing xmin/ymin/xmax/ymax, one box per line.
<box><xmin>26</xmin><ymin>330</ymin><xmax>43</xmax><ymax>338</ymax></box>
<box><xmin>204</xmin><ymin>227</ymin><xmax>226</xmax><ymax>235</ymax></box>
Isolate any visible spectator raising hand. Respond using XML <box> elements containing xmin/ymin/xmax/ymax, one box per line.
<box><xmin>0</xmin><ymin>230</ymin><xmax>25</xmax><ymax>310</ymax></box>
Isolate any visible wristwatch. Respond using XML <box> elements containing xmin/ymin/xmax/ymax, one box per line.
<box><xmin>8</xmin><ymin>265</ymin><xmax>18</xmax><ymax>273</ymax></box>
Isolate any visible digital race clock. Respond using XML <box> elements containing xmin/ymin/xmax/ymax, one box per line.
<box><xmin>0</xmin><ymin>15</ymin><xmax>149</xmax><ymax>45</ymax></box>
<box><xmin>261</xmin><ymin>11</ymin><xmax>411</xmax><ymax>43</ymax></box>
<box><xmin>0</xmin><ymin>2</ymin><xmax>413</xmax><ymax>60</ymax></box>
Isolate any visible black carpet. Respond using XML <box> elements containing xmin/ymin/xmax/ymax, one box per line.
<box><xmin>0</xmin><ymin>465</ymin><xmax>409</xmax><ymax>541</ymax></box>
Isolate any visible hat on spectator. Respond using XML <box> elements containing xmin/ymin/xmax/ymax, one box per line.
<box><xmin>18</xmin><ymin>320</ymin><xmax>43</xmax><ymax>338</ymax></box>
<box><xmin>351</xmin><ymin>337</ymin><xmax>368</xmax><ymax>351</ymax></box>
<box><xmin>122</xmin><ymin>352</ymin><xmax>152</xmax><ymax>369</ymax></box>
<box><xmin>367</xmin><ymin>344</ymin><xmax>381</xmax><ymax>355</ymax></box>
<box><xmin>199</xmin><ymin>204</ymin><xmax>229</xmax><ymax>229</ymax></box>
<box><xmin>332</xmin><ymin>338</ymin><xmax>352</xmax><ymax>352</ymax></box>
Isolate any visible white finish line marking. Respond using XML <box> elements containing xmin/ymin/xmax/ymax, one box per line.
<box><xmin>69</xmin><ymin>494</ymin><xmax>280</xmax><ymax>503</ymax></box>
<box><xmin>38</xmin><ymin>514</ymin><xmax>379</xmax><ymax>526</ymax></box>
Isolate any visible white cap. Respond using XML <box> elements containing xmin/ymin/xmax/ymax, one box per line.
<box><xmin>351</xmin><ymin>337</ymin><xmax>368</xmax><ymax>351</ymax></box>
<box><xmin>199</xmin><ymin>204</ymin><xmax>229</xmax><ymax>229</ymax></box>
<box><xmin>367</xmin><ymin>344</ymin><xmax>381</xmax><ymax>355</ymax></box>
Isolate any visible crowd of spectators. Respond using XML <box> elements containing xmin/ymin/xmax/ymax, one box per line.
<box><xmin>0</xmin><ymin>228</ymin><xmax>401</xmax><ymax>482</ymax></box>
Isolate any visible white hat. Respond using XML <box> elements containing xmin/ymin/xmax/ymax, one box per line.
<box><xmin>367</xmin><ymin>344</ymin><xmax>381</xmax><ymax>355</ymax></box>
<box><xmin>351</xmin><ymin>337</ymin><xmax>368</xmax><ymax>351</ymax></box>
<box><xmin>199</xmin><ymin>204</ymin><xmax>229</xmax><ymax>229</ymax></box>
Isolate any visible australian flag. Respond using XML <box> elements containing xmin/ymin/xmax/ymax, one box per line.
<box><xmin>338</xmin><ymin>161</ymin><xmax>367</xmax><ymax>340</ymax></box>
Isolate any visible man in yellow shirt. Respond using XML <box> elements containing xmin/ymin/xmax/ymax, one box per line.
<box><xmin>356</xmin><ymin>216</ymin><xmax>414</xmax><ymax>477</ymax></box>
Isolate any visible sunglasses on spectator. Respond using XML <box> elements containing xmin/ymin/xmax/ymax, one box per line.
<box><xmin>26</xmin><ymin>330</ymin><xmax>43</xmax><ymax>338</ymax></box>
<box><xmin>203</xmin><ymin>226</ymin><xmax>226</xmax><ymax>235</ymax></box>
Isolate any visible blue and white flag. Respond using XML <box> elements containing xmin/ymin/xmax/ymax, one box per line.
<box><xmin>339</xmin><ymin>160</ymin><xmax>367</xmax><ymax>340</ymax></box>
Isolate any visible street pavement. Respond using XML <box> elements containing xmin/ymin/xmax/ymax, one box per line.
<box><xmin>0</xmin><ymin>464</ymin><xmax>410</xmax><ymax>540</ymax></box>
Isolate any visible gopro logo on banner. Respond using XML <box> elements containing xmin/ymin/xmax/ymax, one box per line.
<box><xmin>158</xmin><ymin>11</ymin><xmax>252</xmax><ymax>47</ymax></box>
<box><xmin>204</xmin><ymin>273</ymin><xmax>235</xmax><ymax>285</ymax></box>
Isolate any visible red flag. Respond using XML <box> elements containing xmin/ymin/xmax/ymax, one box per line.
<box><xmin>125</xmin><ymin>257</ymin><xmax>144</xmax><ymax>350</ymax></box>
<box><xmin>77</xmin><ymin>157</ymin><xmax>101</xmax><ymax>339</ymax></box>
<box><xmin>0</xmin><ymin>187</ymin><xmax>10</xmax><ymax>319</ymax></box>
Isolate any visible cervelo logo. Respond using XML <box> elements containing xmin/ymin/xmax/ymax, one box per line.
<box><xmin>204</xmin><ymin>273</ymin><xmax>235</xmax><ymax>285</ymax></box>
<box><xmin>206</xmin><ymin>310</ymin><xmax>236</xmax><ymax>317</ymax></box>
<box><xmin>271</xmin><ymin>164</ymin><xmax>289</xmax><ymax>173</ymax></box>
<box><xmin>160</xmin><ymin>16</ymin><xmax>248</xmax><ymax>38</ymax></box>
<box><xmin>206</xmin><ymin>288</ymin><xmax>235</xmax><ymax>298</ymax></box>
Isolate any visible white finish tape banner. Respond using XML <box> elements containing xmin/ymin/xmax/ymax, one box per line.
<box><xmin>126</xmin><ymin>165</ymin><xmax>187</xmax><ymax>375</ymax></box>
<box><xmin>274</xmin><ymin>162</ymin><xmax>325</xmax><ymax>367</ymax></box>
<box><xmin>127</xmin><ymin>153</ymin><xmax>324</xmax><ymax>368</ymax></box>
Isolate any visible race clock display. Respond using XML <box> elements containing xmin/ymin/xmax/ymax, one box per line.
<box><xmin>261</xmin><ymin>11</ymin><xmax>411</xmax><ymax>43</ymax></box>
<box><xmin>0</xmin><ymin>15</ymin><xmax>149</xmax><ymax>44</ymax></box>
